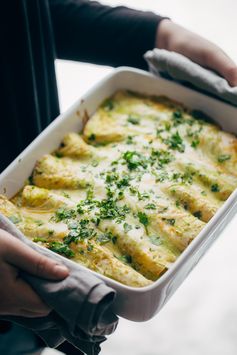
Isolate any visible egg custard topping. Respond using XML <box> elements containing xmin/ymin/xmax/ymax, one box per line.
<box><xmin>1</xmin><ymin>90</ymin><xmax>237</xmax><ymax>287</ymax></box>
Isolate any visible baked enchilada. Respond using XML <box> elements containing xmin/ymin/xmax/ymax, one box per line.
<box><xmin>1</xmin><ymin>90</ymin><xmax>237</xmax><ymax>287</ymax></box>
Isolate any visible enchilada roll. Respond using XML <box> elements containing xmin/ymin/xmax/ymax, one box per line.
<box><xmin>55</xmin><ymin>133</ymin><xmax>95</xmax><ymax>159</ymax></box>
<box><xmin>175</xmin><ymin>156</ymin><xmax>237</xmax><ymax>201</ymax></box>
<box><xmin>0</xmin><ymin>195</ymin><xmax>22</xmax><ymax>224</ymax></box>
<box><xmin>0</xmin><ymin>194</ymin><xmax>151</xmax><ymax>287</ymax></box>
<box><xmin>32</xmin><ymin>229</ymin><xmax>152</xmax><ymax>288</ymax></box>
<box><xmin>97</xmin><ymin>218</ymin><xmax>176</xmax><ymax>281</ymax></box>
<box><xmin>83</xmin><ymin>109</ymin><xmax>126</xmax><ymax>144</ymax></box>
<box><xmin>33</xmin><ymin>155</ymin><xmax>91</xmax><ymax>189</ymax></box>
<box><xmin>21</xmin><ymin>185</ymin><xmax>176</xmax><ymax>280</ymax></box>
<box><xmin>162</xmin><ymin>184</ymin><xmax>220</xmax><ymax>223</ymax></box>
<box><xmin>21</xmin><ymin>185</ymin><xmax>75</xmax><ymax>210</ymax></box>
<box><xmin>185</xmin><ymin>162</ymin><xmax>237</xmax><ymax>201</ymax></box>
<box><xmin>189</xmin><ymin>124</ymin><xmax>237</xmax><ymax>177</ymax></box>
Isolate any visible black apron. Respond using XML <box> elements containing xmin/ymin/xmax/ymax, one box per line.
<box><xmin>0</xmin><ymin>0</ymin><xmax>59</xmax><ymax>172</ymax></box>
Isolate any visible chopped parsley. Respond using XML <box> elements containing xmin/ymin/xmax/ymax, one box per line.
<box><xmin>144</xmin><ymin>203</ymin><xmax>156</xmax><ymax>210</ymax></box>
<box><xmin>88</xmin><ymin>133</ymin><xmax>96</xmax><ymax>141</ymax></box>
<box><xmin>126</xmin><ymin>135</ymin><xmax>134</xmax><ymax>145</ymax></box>
<box><xmin>172</xmin><ymin>110</ymin><xmax>183</xmax><ymax>125</ymax></box>
<box><xmin>48</xmin><ymin>241</ymin><xmax>75</xmax><ymax>258</ymax></box>
<box><xmin>117</xmin><ymin>254</ymin><xmax>132</xmax><ymax>264</ymax></box>
<box><xmin>211</xmin><ymin>183</ymin><xmax>220</xmax><ymax>192</ymax></box>
<box><xmin>217</xmin><ymin>154</ymin><xmax>231</xmax><ymax>163</ymax></box>
<box><xmin>117</xmin><ymin>175</ymin><xmax>131</xmax><ymax>189</ymax></box>
<box><xmin>64</xmin><ymin>219</ymin><xmax>97</xmax><ymax>244</ymax></box>
<box><xmin>123</xmin><ymin>222</ymin><xmax>132</xmax><ymax>233</ymax></box>
<box><xmin>193</xmin><ymin>211</ymin><xmax>202</xmax><ymax>219</ymax></box>
<box><xmin>103</xmin><ymin>98</ymin><xmax>114</xmax><ymax>111</ymax></box>
<box><xmin>127</xmin><ymin>115</ymin><xmax>140</xmax><ymax>125</ymax></box>
<box><xmin>96</xmin><ymin>231</ymin><xmax>114</xmax><ymax>245</ymax></box>
<box><xmin>167</xmin><ymin>218</ymin><xmax>175</xmax><ymax>225</ymax></box>
<box><xmin>151</xmin><ymin>149</ymin><xmax>173</xmax><ymax>167</ymax></box>
<box><xmin>122</xmin><ymin>151</ymin><xmax>148</xmax><ymax>170</ymax></box>
<box><xmin>191</xmin><ymin>139</ymin><xmax>200</xmax><ymax>148</ymax></box>
<box><xmin>165</xmin><ymin>131</ymin><xmax>185</xmax><ymax>152</ymax></box>
<box><xmin>137</xmin><ymin>211</ymin><xmax>149</xmax><ymax>227</ymax></box>
<box><xmin>55</xmin><ymin>151</ymin><xmax>63</xmax><ymax>158</ymax></box>
<box><xmin>33</xmin><ymin>237</ymin><xmax>48</xmax><ymax>243</ymax></box>
<box><xmin>98</xmin><ymin>198</ymin><xmax>130</xmax><ymax>223</ymax></box>
<box><xmin>91</xmin><ymin>160</ymin><xmax>99</xmax><ymax>167</ymax></box>
<box><xmin>55</xmin><ymin>208</ymin><xmax>76</xmax><ymax>221</ymax></box>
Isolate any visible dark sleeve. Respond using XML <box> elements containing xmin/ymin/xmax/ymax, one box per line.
<box><xmin>49</xmin><ymin>0</ymin><xmax>166</xmax><ymax>69</ymax></box>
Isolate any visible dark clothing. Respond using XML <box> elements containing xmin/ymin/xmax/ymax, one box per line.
<box><xmin>0</xmin><ymin>0</ymin><xmax>163</xmax><ymax>173</ymax></box>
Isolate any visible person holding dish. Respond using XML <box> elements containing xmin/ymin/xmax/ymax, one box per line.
<box><xmin>0</xmin><ymin>1</ymin><xmax>237</xmax><ymax>354</ymax></box>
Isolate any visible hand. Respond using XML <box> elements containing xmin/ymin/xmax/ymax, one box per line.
<box><xmin>156</xmin><ymin>19</ymin><xmax>237</xmax><ymax>87</ymax></box>
<box><xmin>0</xmin><ymin>229</ymin><xmax>69</xmax><ymax>318</ymax></box>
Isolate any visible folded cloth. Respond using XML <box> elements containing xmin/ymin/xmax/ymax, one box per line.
<box><xmin>0</xmin><ymin>214</ymin><xmax>118</xmax><ymax>355</ymax></box>
<box><xmin>144</xmin><ymin>48</ymin><xmax>237</xmax><ymax>107</ymax></box>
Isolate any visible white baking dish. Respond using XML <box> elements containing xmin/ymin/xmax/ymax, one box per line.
<box><xmin>1</xmin><ymin>67</ymin><xmax>237</xmax><ymax>322</ymax></box>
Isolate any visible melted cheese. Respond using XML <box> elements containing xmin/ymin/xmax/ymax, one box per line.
<box><xmin>1</xmin><ymin>90</ymin><xmax>237</xmax><ymax>288</ymax></box>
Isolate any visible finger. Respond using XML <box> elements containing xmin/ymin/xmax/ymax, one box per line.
<box><xmin>204</xmin><ymin>48</ymin><xmax>237</xmax><ymax>87</ymax></box>
<box><xmin>1</xmin><ymin>229</ymin><xmax>69</xmax><ymax>280</ymax></box>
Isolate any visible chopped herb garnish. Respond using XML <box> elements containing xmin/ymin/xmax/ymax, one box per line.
<box><xmin>123</xmin><ymin>223</ymin><xmax>132</xmax><ymax>233</ymax></box>
<box><xmin>86</xmin><ymin>186</ymin><xmax>94</xmax><ymax>200</ymax></box>
<box><xmin>123</xmin><ymin>151</ymin><xmax>148</xmax><ymax>170</ymax></box>
<box><xmin>91</xmin><ymin>160</ymin><xmax>99</xmax><ymax>167</ymax></box>
<box><xmin>151</xmin><ymin>149</ymin><xmax>173</xmax><ymax>167</ymax></box>
<box><xmin>138</xmin><ymin>191</ymin><xmax>150</xmax><ymax>201</ymax></box>
<box><xmin>55</xmin><ymin>151</ymin><xmax>63</xmax><ymax>158</ymax></box>
<box><xmin>127</xmin><ymin>115</ymin><xmax>140</xmax><ymax>125</ymax></box>
<box><xmin>145</xmin><ymin>203</ymin><xmax>156</xmax><ymax>210</ymax></box>
<box><xmin>137</xmin><ymin>211</ymin><xmax>149</xmax><ymax>227</ymax></box>
<box><xmin>98</xmin><ymin>198</ymin><xmax>130</xmax><ymax>223</ymax></box>
<box><xmin>62</xmin><ymin>191</ymin><xmax>70</xmax><ymax>198</ymax></box>
<box><xmin>117</xmin><ymin>175</ymin><xmax>131</xmax><ymax>188</ymax></box>
<box><xmin>87</xmin><ymin>243</ymin><xmax>94</xmax><ymax>252</ymax></box>
<box><xmin>64</xmin><ymin>219</ymin><xmax>97</xmax><ymax>244</ymax></box>
<box><xmin>193</xmin><ymin>211</ymin><xmax>202</xmax><ymax>219</ymax></box>
<box><xmin>191</xmin><ymin>139</ymin><xmax>200</xmax><ymax>148</ymax></box>
<box><xmin>48</xmin><ymin>241</ymin><xmax>75</xmax><ymax>258</ymax></box>
<box><xmin>217</xmin><ymin>154</ymin><xmax>231</xmax><ymax>163</ymax></box>
<box><xmin>33</xmin><ymin>237</ymin><xmax>47</xmax><ymax>243</ymax></box>
<box><xmin>172</xmin><ymin>110</ymin><xmax>183</xmax><ymax>125</ymax></box>
<box><xmin>165</xmin><ymin>218</ymin><xmax>175</xmax><ymax>226</ymax></box>
<box><xmin>211</xmin><ymin>183</ymin><xmax>220</xmax><ymax>192</ymax></box>
<box><xmin>55</xmin><ymin>208</ymin><xmax>76</xmax><ymax>221</ymax></box>
<box><xmin>96</xmin><ymin>231</ymin><xmax>114</xmax><ymax>245</ymax></box>
<box><xmin>117</xmin><ymin>254</ymin><xmax>132</xmax><ymax>264</ymax></box>
<box><xmin>126</xmin><ymin>135</ymin><xmax>134</xmax><ymax>145</ymax></box>
<box><xmin>112</xmin><ymin>236</ymin><xmax>117</xmax><ymax>244</ymax></box>
<box><xmin>103</xmin><ymin>98</ymin><xmax>114</xmax><ymax>111</ymax></box>
<box><xmin>165</xmin><ymin>131</ymin><xmax>185</xmax><ymax>152</ymax></box>
<box><xmin>175</xmin><ymin>200</ymin><xmax>181</xmax><ymax>208</ymax></box>
<box><xmin>88</xmin><ymin>133</ymin><xmax>96</xmax><ymax>141</ymax></box>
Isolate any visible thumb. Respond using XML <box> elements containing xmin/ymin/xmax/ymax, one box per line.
<box><xmin>1</xmin><ymin>230</ymin><xmax>69</xmax><ymax>280</ymax></box>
